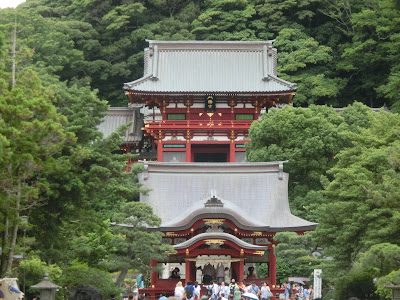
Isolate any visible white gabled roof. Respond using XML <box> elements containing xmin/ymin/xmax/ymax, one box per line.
<box><xmin>124</xmin><ymin>40</ymin><xmax>296</xmax><ymax>94</ymax></box>
<box><xmin>139</xmin><ymin>162</ymin><xmax>317</xmax><ymax>232</ymax></box>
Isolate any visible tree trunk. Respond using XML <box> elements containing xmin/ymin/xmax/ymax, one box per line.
<box><xmin>11</xmin><ymin>15</ymin><xmax>17</xmax><ymax>90</ymax></box>
<box><xmin>6</xmin><ymin>199</ymin><xmax>20</xmax><ymax>274</ymax></box>
<box><xmin>115</xmin><ymin>268</ymin><xmax>129</xmax><ymax>287</ymax></box>
<box><xmin>0</xmin><ymin>215</ymin><xmax>9</xmax><ymax>276</ymax></box>
<box><xmin>48</xmin><ymin>241</ymin><xmax>54</xmax><ymax>265</ymax></box>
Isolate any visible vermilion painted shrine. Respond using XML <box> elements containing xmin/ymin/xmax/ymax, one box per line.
<box><xmin>100</xmin><ymin>40</ymin><xmax>317</xmax><ymax>297</ymax></box>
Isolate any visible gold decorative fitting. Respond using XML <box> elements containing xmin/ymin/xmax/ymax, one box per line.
<box><xmin>186</xmin><ymin>249</ymin><xmax>189</xmax><ymax>255</ymax></box>
<box><xmin>151</xmin><ymin>285</ymin><xmax>155</xmax><ymax>288</ymax></box>
<box><xmin>254</xmin><ymin>251</ymin><xmax>265</xmax><ymax>256</ymax></box>
<box><xmin>240</xmin><ymin>249</ymin><xmax>244</xmax><ymax>255</ymax></box>
<box><xmin>234</xmin><ymin>228</ymin><xmax>238</xmax><ymax>232</ymax></box>
<box><xmin>165</xmin><ymin>232</ymin><xmax>177</xmax><ymax>237</ymax></box>
<box><xmin>204</xmin><ymin>239</ymin><xmax>226</xmax><ymax>244</ymax></box>
<box><xmin>203</xmin><ymin>219</ymin><xmax>225</xmax><ymax>225</ymax></box>
<box><xmin>251</xmin><ymin>232</ymin><xmax>262</xmax><ymax>236</ymax></box>
<box><xmin>272</xmin><ymin>244</ymin><xmax>276</xmax><ymax>248</ymax></box>
<box><xmin>190</xmin><ymin>228</ymin><xmax>194</xmax><ymax>232</ymax></box>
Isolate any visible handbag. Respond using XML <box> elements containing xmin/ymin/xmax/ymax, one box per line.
<box><xmin>267</xmin><ymin>291</ymin><xmax>273</xmax><ymax>297</ymax></box>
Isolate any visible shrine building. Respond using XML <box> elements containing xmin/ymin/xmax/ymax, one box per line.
<box><xmin>118</xmin><ymin>40</ymin><xmax>316</xmax><ymax>296</ymax></box>
<box><xmin>123</xmin><ymin>40</ymin><xmax>297</xmax><ymax>162</ymax></box>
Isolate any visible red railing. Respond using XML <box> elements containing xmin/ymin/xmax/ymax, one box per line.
<box><xmin>144</xmin><ymin>120</ymin><xmax>253</xmax><ymax>129</ymax></box>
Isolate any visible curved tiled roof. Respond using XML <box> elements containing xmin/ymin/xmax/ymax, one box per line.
<box><xmin>158</xmin><ymin>198</ymin><xmax>271</xmax><ymax>231</ymax></box>
<box><xmin>124</xmin><ymin>40</ymin><xmax>296</xmax><ymax>94</ymax></box>
<box><xmin>139</xmin><ymin>162</ymin><xmax>317</xmax><ymax>232</ymax></box>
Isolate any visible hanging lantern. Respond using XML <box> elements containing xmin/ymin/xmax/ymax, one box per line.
<box><xmin>205</xmin><ymin>95</ymin><xmax>216</xmax><ymax>112</ymax></box>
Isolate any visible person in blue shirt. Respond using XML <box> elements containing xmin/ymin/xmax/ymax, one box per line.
<box><xmin>284</xmin><ymin>282</ymin><xmax>290</xmax><ymax>300</ymax></box>
<box><xmin>249</xmin><ymin>282</ymin><xmax>260</xmax><ymax>296</ymax></box>
<box><xmin>159</xmin><ymin>292</ymin><xmax>168</xmax><ymax>300</ymax></box>
<box><xmin>185</xmin><ymin>281</ymin><xmax>195</xmax><ymax>300</ymax></box>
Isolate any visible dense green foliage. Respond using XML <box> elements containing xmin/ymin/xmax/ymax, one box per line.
<box><xmin>0</xmin><ymin>8</ymin><xmax>170</xmax><ymax>298</ymax></box>
<box><xmin>248</xmin><ymin>104</ymin><xmax>400</xmax><ymax>299</ymax></box>
<box><xmin>1</xmin><ymin>0</ymin><xmax>399</xmax><ymax>108</ymax></box>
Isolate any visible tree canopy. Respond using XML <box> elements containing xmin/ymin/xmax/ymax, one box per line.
<box><xmin>248</xmin><ymin>103</ymin><xmax>400</xmax><ymax>298</ymax></box>
<box><xmin>1</xmin><ymin>0</ymin><xmax>399</xmax><ymax>109</ymax></box>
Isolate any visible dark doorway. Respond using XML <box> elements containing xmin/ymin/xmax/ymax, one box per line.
<box><xmin>192</xmin><ymin>144</ymin><xmax>229</xmax><ymax>162</ymax></box>
<box><xmin>194</xmin><ymin>153</ymin><xmax>227</xmax><ymax>162</ymax></box>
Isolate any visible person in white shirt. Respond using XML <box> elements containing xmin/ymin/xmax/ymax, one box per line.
<box><xmin>175</xmin><ymin>281</ymin><xmax>185</xmax><ymax>299</ymax></box>
<box><xmin>219</xmin><ymin>282</ymin><xmax>230</xmax><ymax>299</ymax></box>
<box><xmin>194</xmin><ymin>281</ymin><xmax>201</xmax><ymax>300</ymax></box>
<box><xmin>209</xmin><ymin>280</ymin><xmax>220</xmax><ymax>300</ymax></box>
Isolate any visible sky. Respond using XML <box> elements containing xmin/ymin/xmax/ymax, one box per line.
<box><xmin>0</xmin><ymin>0</ymin><xmax>26</xmax><ymax>9</ymax></box>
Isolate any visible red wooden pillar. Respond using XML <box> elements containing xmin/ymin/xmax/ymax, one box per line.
<box><xmin>269</xmin><ymin>247</ymin><xmax>277</xmax><ymax>287</ymax></box>
<box><xmin>150</xmin><ymin>259</ymin><xmax>158</xmax><ymax>287</ymax></box>
<box><xmin>185</xmin><ymin>260</ymin><xmax>191</xmax><ymax>283</ymax></box>
<box><xmin>157</xmin><ymin>142</ymin><xmax>163</xmax><ymax>162</ymax></box>
<box><xmin>229</xmin><ymin>142</ymin><xmax>235</xmax><ymax>162</ymax></box>
<box><xmin>238</xmin><ymin>260</ymin><xmax>244</xmax><ymax>282</ymax></box>
<box><xmin>186</xmin><ymin>142</ymin><xmax>192</xmax><ymax>162</ymax></box>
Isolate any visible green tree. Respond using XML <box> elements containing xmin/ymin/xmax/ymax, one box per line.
<box><xmin>17</xmin><ymin>257</ymin><xmax>62</xmax><ymax>299</ymax></box>
<box><xmin>28</xmin><ymin>82</ymin><xmax>140</xmax><ymax>265</ymax></box>
<box><xmin>61</xmin><ymin>262</ymin><xmax>119</xmax><ymax>299</ymax></box>
<box><xmin>109</xmin><ymin>202</ymin><xmax>174</xmax><ymax>286</ymax></box>
<box><xmin>191</xmin><ymin>0</ymin><xmax>257</xmax><ymax>40</ymax></box>
<box><xmin>316</xmin><ymin>110</ymin><xmax>400</xmax><ymax>271</ymax></box>
<box><xmin>274</xmin><ymin>232</ymin><xmax>321</xmax><ymax>279</ymax></box>
<box><xmin>0</xmin><ymin>69</ymin><xmax>69</xmax><ymax>276</ymax></box>
<box><xmin>376</xmin><ymin>269</ymin><xmax>400</xmax><ymax>299</ymax></box>
<box><xmin>247</xmin><ymin>105</ymin><xmax>346</xmax><ymax>219</ymax></box>
<box><xmin>332</xmin><ymin>243</ymin><xmax>400</xmax><ymax>299</ymax></box>
<box><xmin>353</xmin><ymin>243</ymin><xmax>400</xmax><ymax>277</ymax></box>
<box><xmin>274</xmin><ymin>28</ymin><xmax>345</xmax><ymax>106</ymax></box>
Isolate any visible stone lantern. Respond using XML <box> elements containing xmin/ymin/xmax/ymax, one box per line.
<box><xmin>31</xmin><ymin>273</ymin><xmax>61</xmax><ymax>300</ymax></box>
<box><xmin>386</xmin><ymin>285</ymin><xmax>400</xmax><ymax>300</ymax></box>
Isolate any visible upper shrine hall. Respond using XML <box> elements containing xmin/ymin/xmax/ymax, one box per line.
<box><xmin>122</xmin><ymin>40</ymin><xmax>297</xmax><ymax>162</ymax></box>
<box><xmin>99</xmin><ymin>40</ymin><xmax>316</xmax><ymax>297</ymax></box>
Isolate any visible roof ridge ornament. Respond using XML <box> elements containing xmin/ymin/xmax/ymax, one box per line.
<box><xmin>204</xmin><ymin>189</ymin><xmax>223</xmax><ymax>207</ymax></box>
<box><xmin>151</xmin><ymin>45</ymin><xmax>159</xmax><ymax>81</ymax></box>
<box><xmin>279</xmin><ymin>162</ymin><xmax>283</xmax><ymax>180</ymax></box>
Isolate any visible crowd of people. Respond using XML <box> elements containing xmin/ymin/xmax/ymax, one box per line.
<box><xmin>173</xmin><ymin>279</ymin><xmax>273</xmax><ymax>300</ymax></box>
<box><xmin>280</xmin><ymin>282</ymin><xmax>313</xmax><ymax>300</ymax></box>
<box><xmin>170</xmin><ymin>279</ymin><xmax>314</xmax><ymax>300</ymax></box>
